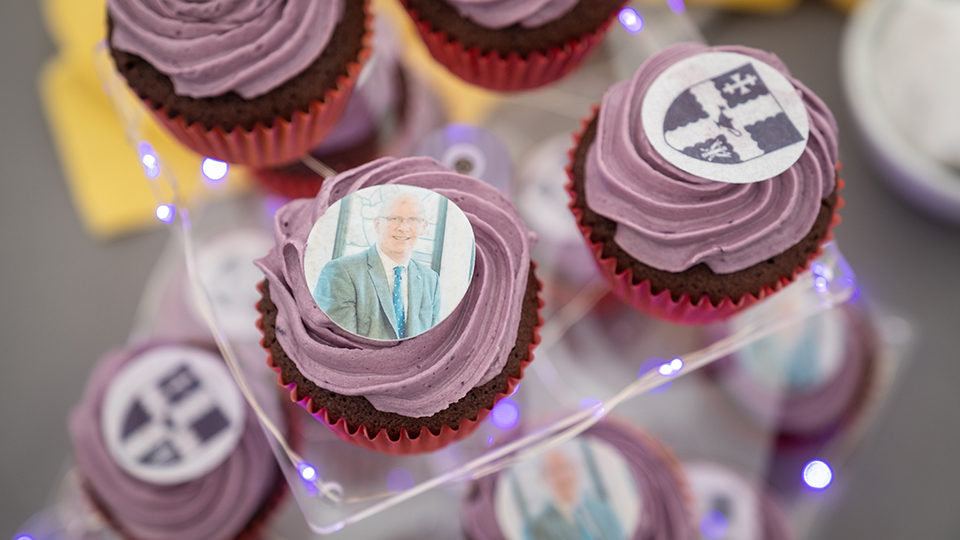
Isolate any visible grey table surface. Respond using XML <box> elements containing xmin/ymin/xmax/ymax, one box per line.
<box><xmin>2</xmin><ymin>1</ymin><xmax>959</xmax><ymax>538</ymax></box>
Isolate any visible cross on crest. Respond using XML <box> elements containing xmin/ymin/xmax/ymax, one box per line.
<box><xmin>722</xmin><ymin>72</ymin><xmax>758</xmax><ymax>96</ymax></box>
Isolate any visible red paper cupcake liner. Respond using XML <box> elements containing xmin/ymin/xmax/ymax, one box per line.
<box><xmin>145</xmin><ymin>23</ymin><xmax>373</xmax><ymax>168</ymax></box>
<box><xmin>253</xmin><ymin>167</ymin><xmax>327</xmax><ymax>200</ymax></box>
<box><xmin>400</xmin><ymin>1</ymin><xmax>618</xmax><ymax>92</ymax></box>
<box><xmin>258</xmin><ymin>275</ymin><xmax>544</xmax><ymax>455</ymax></box>
<box><xmin>565</xmin><ymin>111</ymin><xmax>845</xmax><ymax>325</ymax></box>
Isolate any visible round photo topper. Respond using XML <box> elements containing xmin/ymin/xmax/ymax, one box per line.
<box><xmin>494</xmin><ymin>437</ymin><xmax>641</xmax><ymax>540</ymax></box>
<box><xmin>684</xmin><ymin>461</ymin><xmax>761</xmax><ymax>540</ymax></box>
<box><xmin>304</xmin><ymin>185</ymin><xmax>476</xmax><ymax>342</ymax></box>
<box><xmin>641</xmin><ymin>51</ymin><xmax>810</xmax><ymax>184</ymax></box>
<box><xmin>101</xmin><ymin>346</ymin><xmax>245</xmax><ymax>485</ymax></box>
<box><xmin>185</xmin><ymin>229</ymin><xmax>274</xmax><ymax>342</ymax></box>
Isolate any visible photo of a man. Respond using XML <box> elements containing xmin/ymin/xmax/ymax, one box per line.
<box><xmin>312</xmin><ymin>190</ymin><xmax>441</xmax><ymax>340</ymax></box>
<box><xmin>524</xmin><ymin>449</ymin><xmax>624</xmax><ymax>540</ymax></box>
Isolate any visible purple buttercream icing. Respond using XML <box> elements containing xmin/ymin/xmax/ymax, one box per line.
<box><xmin>107</xmin><ymin>0</ymin><xmax>344</xmax><ymax>99</ymax></box>
<box><xmin>584</xmin><ymin>43</ymin><xmax>839</xmax><ymax>274</ymax></box>
<box><xmin>461</xmin><ymin>422</ymin><xmax>694</xmax><ymax>540</ymax></box>
<box><xmin>68</xmin><ymin>342</ymin><xmax>279</xmax><ymax>540</ymax></box>
<box><xmin>255</xmin><ymin>157</ymin><xmax>535</xmax><ymax>418</ymax></box>
<box><xmin>445</xmin><ymin>0</ymin><xmax>580</xmax><ymax>29</ymax></box>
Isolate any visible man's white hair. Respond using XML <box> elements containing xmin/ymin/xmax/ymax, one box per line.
<box><xmin>379</xmin><ymin>187</ymin><xmax>426</xmax><ymax>219</ymax></box>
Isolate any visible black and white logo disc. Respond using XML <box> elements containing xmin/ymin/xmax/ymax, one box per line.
<box><xmin>641</xmin><ymin>52</ymin><xmax>809</xmax><ymax>184</ymax></box>
<box><xmin>101</xmin><ymin>346</ymin><xmax>245</xmax><ymax>484</ymax></box>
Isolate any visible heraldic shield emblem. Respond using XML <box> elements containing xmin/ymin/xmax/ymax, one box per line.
<box><xmin>102</xmin><ymin>345</ymin><xmax>246</xmax><ymax>484</ymax></box>
<box><xmin>663</xmin><ymin>63</ymin><xmax>804</xmax><ymax>164</ymax></box>
<box><xmin>641</xmin><ymin>51</ymin><xmax>810</xmax><ymax>184</ymax></box>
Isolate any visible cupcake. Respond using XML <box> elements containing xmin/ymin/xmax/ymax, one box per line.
<box><xmin>461</xmin><ymin>420</ymin><xmax>694</xmax><ymax>540</ymax></box>
<box><xmin>705</xmin><ymin>300</ymin><xmax>878</xmax><ymax>444</ymax></box>
<box><xmin>684</xmin><ymin>461</ymin><xmax>792</xmax><ymax>540</ymax></box>
<box><xmin>68</xmin><ymin>341</ymin><xmax>291</xmax><ymax>540</ymax></box>
<box><xmin>568</xmin><ymin>43</ymin><xmax>844</xmax><ymax>324</ymax></box>
<box><xmin>253</xmin><ymin>17</ymin><xmax>445</xmax><ymax>199</ymax></box>
<box><xmin>255</xmin><ymin>156</ymin><xmax>542</xmax><ymax>455</ymax></box>
<box><xmin>400</xmin><ymin>0</ymin><xmax>626</xmax><ymax>91</ymax></box>
<box><xmin>107</xmin><ymin>0</ymin><xmax>372</xmax><ymax>167</ymax></box>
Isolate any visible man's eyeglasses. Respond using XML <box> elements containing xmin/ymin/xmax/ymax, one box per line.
<box><xmin>380</xmin><ymin>216</ymin><xmax>424</xmax><ymax>226</ymax></box>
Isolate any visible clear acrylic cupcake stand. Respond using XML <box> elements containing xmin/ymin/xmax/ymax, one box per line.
<box><xmin>18</xmin><ymin>2</ymin><xmax>914</xmax><ymax>539</ymax></box>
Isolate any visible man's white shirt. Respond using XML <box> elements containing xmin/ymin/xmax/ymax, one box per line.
<box><xmin>376</xmin><ymin>244</ymin><xmax>409</xmax><ymax>313</ymax></box>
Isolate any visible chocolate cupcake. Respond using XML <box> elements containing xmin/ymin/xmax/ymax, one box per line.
<box><xmin>69</xmin><ymin>341</ymin><xmax>291</xmax><ymax>540</ymax></box>
<box><xmin>255</xmin><ymin>156</ymin><xmax>542</xmax><ymax>454</ymax></box>
<box><xmin>568</xmin><ymin>43</ymin><xmax>843</xmax><ymax>324</ymax></box>
<box><xmin>461</xmin><ymin>421</ymin><xmax>694</xmax><ymax>540</ymax></box>
<box><xmin>107</xmin><ymin>0</ymin><xmax>371</xmax><ymax>167</ymax></box>
<box><xmin>401</xmin><ymin>0</ymin><xmax>626</xmax><ymax>91</ymax></box>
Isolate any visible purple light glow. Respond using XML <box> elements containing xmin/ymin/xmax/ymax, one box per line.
<box><xmin>803</xmin><ymin>460</ymin><xmax>833</xmax><ymax>489</ymax></box>
<box><xmin>638</xmin><ymin>358</ymin><xmax>672</xmax><ymax>394</ymax></box>
<box><xmin>699</xmin><ymin>510</ymin><xmax>728</xmax><ymax>539</ymax></box>
<box><xmin>814</xmin><ymin>276</ymin><xmax>829</xmax><ymax>293</ymax></box>
<box><xmin>263</xmin><ymin>195</ymin><xmax>290</xmax><ymax>217</ymax></box>
<box><xmin>386</xmin><ymin>467</ymin><xmax>415</xmax><ymax>493</ymax></box>
<box><xmin>579</xmin><ymin>397</ymin><xmax>601</xmax><ymax>410</ymax></box>
<box><xmin>155</xmin><ymin>204</ymin><xmax>176</xmax><ymax>224</ymax></box>
<box><xmin>487</xmin><ymin>435</ymin><xmax>495</xmax><ymax>446</ymax></box>
<box><xmin>138</xmin><ymin>141</ymin><xmax>161</xmax><ymax>178</ymax></box>
<box><xmin>667</xmin><ymin>0</ymin><xmax>686</xmax><ymax>13</ymax></box>
<box><xmin>618</xmin><ymin>8</ymin><xmax>644</xmax><ymax>33</ymax></box>
<box><xmin>201</xmin><ymin>158</ymin><xmax>229</xmax><ymax>182</ymax></box>
<box><xmin>298</xmin><ymin>462</ymin><xmax>318</xmax><ymax>482</ymax></box>
<box><xmin>491</xmin><ymin>398</ymin><xmax>520</xmax><ymax>430</ymax></box>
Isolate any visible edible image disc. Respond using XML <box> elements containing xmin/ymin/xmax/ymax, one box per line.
<box><xmin>642</xmin><ymin>52</ymin><xmax>809</xmax><ymax>184</ymax></box>
<box><xmin>685</xmin><ymin>462</ymin><xmax>762</xmax><ymax>540</ymax></box>
<box><xmin>184</xmin><ymin>230</ymin><xmax>274</xmax><ymax>342</ymax></box>
<box><xmin>303</xmin><ymin>185</ymin><xmax>476</xmax><ymax>341</ymax></box>
<box><xmin>416</xmin><ymin>123</ymin><xmax>512</xmax><ymax>194</ymax></box>
<box><xmin>101</xmin><ymin>346</ymin><xmax>245</xmax><ymax>485</ymax></box>
<box><xmin>494</xmin><ymin>437</ymin><xmax>641</xmax><ymax>540</ymax></box>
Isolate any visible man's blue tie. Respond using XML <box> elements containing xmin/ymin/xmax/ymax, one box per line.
<box><xmin>393</xmin><ymin>266</ymin><xmax>405</xmax><ymax>339</ymax></box>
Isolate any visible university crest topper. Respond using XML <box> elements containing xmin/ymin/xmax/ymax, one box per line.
<box><xmin>641</xmin><ymin>52</ymin><xmax>810</xmax><ymax>184</ymax></box>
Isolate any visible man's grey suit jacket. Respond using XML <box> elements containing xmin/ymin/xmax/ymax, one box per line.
<box><xmin>312</xmin><ymin>245</ymin><xmax>441</xmax><ymax>340</ymax></box>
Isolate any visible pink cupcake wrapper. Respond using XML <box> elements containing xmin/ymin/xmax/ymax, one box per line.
<box><xmin>257</xmin><ymin>274</ymin><xmax>544</xmax><ymax>456</ymax></box>
<box><xmin>565</xmin><ymin>110</ymin><xmax>845</xmax><ymax>325</ymax></box>
<box><xmin>401</xmin><ymin>1</ymin><xmax>621</xmax><ymax>92</ymax></box>
<box><xmin>144</xmin><ymin>17</ymin><xmax>373</xmax><ymax>168</ymax></box>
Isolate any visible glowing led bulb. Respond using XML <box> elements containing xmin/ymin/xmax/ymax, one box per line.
<box><xmin>491</xmin><ymin>398</ymin><xmax>520</xmax><ymax>430</ymax></box>
<box><xmin>618</xmin><ymin>8</ymin><xmax>644</xmax><ymax>33</ymax></box>
<box><xmin>667</xmin><ymin>0</ymin><xmax>686</xmax><ymax>13</ymax></box>
<box><xmin>201</xmin><ymin>158</ymin><xmax>229</xmax><ymax>181</ymax></box>
<box><xmin>658</xmin><ymin>358</ymin><xmax>684</xmax><ymax>376</ymax></box>
<box><xmin>803</xmin><ymin>460</ymin><xmax>833</xmax><ymax>489</ymax></box>
<box><xmin>814</xmin><ymin>275</ymin><xmax>829</xmax><ymax>293</ymax></box>
<box><xmin>298</xmin><ymin>462</ymin><xmax>318</xmax><ymax>482</ymax></box>
<box><xmin>155</xmin><ymin>204</ymin><xmax>176</xmax><ymax>224</ymax></box>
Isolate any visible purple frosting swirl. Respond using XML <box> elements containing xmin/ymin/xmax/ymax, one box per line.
<box><xmin>68</xmin><ymin>342</ymin><xmax>279</xmax><ymax>540</ymax></box>
<box><xmin>255</xmin><ymin>157</ymin><xmax>535</xmax><ymax>418</ymax></box>
<box><xmin>584</xmin><ymin>43</ymin><xmax>839</xmax><ymax>274</ymax></box>
<box><xmin>445</xmin><ymin>0</ymin><xmax>580</xmax><ymax>29</ymax></box>
<box><xmin>107</xmin><ymin>0</ymin><xmax>344</xmax><ymax>99</ymax></box>
<box><xmin>461</xmin><ymin>422</ymin><xmax>694</xmax><ymax>540</ymax></box>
